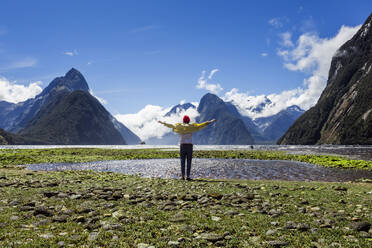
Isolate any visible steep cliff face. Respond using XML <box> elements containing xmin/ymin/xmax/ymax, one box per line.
<box><xmin>0</xmin><ymin>128</ymin><xmax>47</xmax><ymax>145</ymax></box>
<box><xmin>0</xmin><ymin>68</ymin><xmax>90</xmax><ymax>133</ymax></box>
<box><xmin>279</xmin><ymin>13</ymin><xmax>372</xmax><ymax>145</ymax></box>
<box><xmin>20</xmin><ymin>91</ymin><xmax>126</xmax><ymax>145</ymax></box>
<box><xmin>193</xmin><ymin>93</ymin><xmax>254</xmax><ymax>145</ymax></box>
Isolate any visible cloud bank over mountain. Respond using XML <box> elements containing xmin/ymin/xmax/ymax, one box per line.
<box><xmin>115</xmin><ymin>23</ymin><xmax>361</xmax><ymax>140</ymax></box>
<box><xmin>115</xmin><ymin>103</ymin><xmax>199</xmax><ymax>141</ymax></box>
<box><xmin>221</xmin><ymin>24</ymin><xmax>361</xmax><ymax>119</ymax></box>
<box><xmin>0</xmin><ymin>77</ymin><xmax>42</xmax><ymax>103</ymax></box>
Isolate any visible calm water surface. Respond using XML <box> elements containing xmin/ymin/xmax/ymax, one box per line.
<box><xmin>25</xmin><ymin>158</ymin><xmax>372</xmax><ymax>182</ymax></box>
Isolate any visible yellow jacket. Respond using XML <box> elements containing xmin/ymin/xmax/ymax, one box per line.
<box><xmin>161</xmin><ymin>121</ymin><xmax>211</xmax><ymax>134</ymax></box>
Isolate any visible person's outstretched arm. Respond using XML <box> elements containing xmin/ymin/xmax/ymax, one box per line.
<box><xmin>194</xmin><ymin>119</ymin><xmax>216</xmax><ymax>130</ymax></box>
<box><xmin>158</xmin><ymin>120</ymin><xmax>175</xmax><ymax>129</ymax></box>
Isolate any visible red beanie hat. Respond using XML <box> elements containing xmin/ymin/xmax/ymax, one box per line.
<box><xmin>183</xmin><ymin>115</ymin><xmax>190</xmax><ymax>123</ymax></box>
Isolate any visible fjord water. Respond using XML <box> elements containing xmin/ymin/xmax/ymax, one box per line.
<box><xmin>25</xmin><ymin>158</ymin><xmax>372</xmax><ymax>182</ymax></box>
<box><xmin>3</xmin><ymin>145</ymin><xmax>371</xmax><ymax>182</ymax></box>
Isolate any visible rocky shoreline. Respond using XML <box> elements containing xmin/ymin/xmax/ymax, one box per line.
<box><xmin>0</xmin><ymin>169</ymin><xmax>371</xmax><ymax>247</ymax></box>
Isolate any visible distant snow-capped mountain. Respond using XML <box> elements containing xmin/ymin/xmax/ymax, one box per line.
<box><xmin>164</xmin><ymin>103</ymin><xmax>196</xmax><ymax>117</ymax></box>
<box><xmin>146</xmin><ymin>93</ymin><xmax>304</xmax><ymax>144</ymax></box>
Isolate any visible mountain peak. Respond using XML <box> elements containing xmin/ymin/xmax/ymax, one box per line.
<box><xmin>198</xmin><ymin>93</ymin><xmax>225</xmax><ymax>113</ymax></box>
<box><xmin>165</xmin><ymin>103</ymin><xmax>195</xmax><ymax>117</ymax></box>
<box><xmin>65</xmin><ymin>68</ymin><xmax>83</xmax><ymax>79</ymax></box>
<box><xmin>286</xmin><ymin>105</ymin><xmax>304</xmax><ymax>113</ymax></box>
<box><xmin>40</xmin><ymin>68</ymin><xmax>89</xmax><ymax>97</ymax></box>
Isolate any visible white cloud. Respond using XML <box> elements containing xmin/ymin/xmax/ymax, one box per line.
<box><xmin>279</xmin><ymin>32</ymin><xmax>294</xmax><ymax>47</ymax></box>
<box><xmin>115</xmin><ymin>104</ymin><xmax>199</xmax><ymax>141</ymax></box>
<box><xmin>64</xmin><ymin>50</ymin><xmax>78</xmax><ymax>56</ymax></box>
<box><xmin>223</xmin><ymin>24</ymin><xmax>361</xmax><ymax>119</ymax></box>
<box><xmin>268</xmin><ymin>17</ymin><xmax>288</xmax><ymax>28</ymax></box>
<box><xmin>261</xmin><ymin>53</ymin><xmax>268</xmax><ymax>57</ymax></box>
<box><xmin>196</xmin><ymin>69</ymin><xmax>223</xmax><ymax>94</ymax></box>
<box><xmin>208</xmin><ymin>69</ymin><xmax>219</xmax><ymax>79</ymax></box>
<box><xmin>89</xmin><ymin>89</ymin><xmax>107</xmax><ymax>105</ymax></box>
<box><xmin>0</xmin><ymin>77</ymin><xmax>42</xmax><ymax>103</ymax></box>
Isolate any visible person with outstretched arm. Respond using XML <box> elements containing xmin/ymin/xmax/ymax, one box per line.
<box><xmin>158</xmin><ymin>115</ymin><xmax>216</xmax><ymax>180</ymax></box>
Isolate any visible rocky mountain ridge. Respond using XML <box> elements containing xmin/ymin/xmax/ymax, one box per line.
<box><xmin>279</xmin><ymin>13</ymin><xmax>372</xmax><ymax>145</ymax></box>
<box><xmin>0</xmin><ymin>68</ymin><xmax>141</xmax><ymax>145</ymax></box>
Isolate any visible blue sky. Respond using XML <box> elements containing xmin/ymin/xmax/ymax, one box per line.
<box><xmin>0</xmin><ymin>0</ymin><xmax>370</xmax><ymax>122</ymax></box>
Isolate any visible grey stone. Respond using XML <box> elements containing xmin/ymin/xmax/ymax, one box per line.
<box><xmin>170</xmin><ymin>213</ymin><xmax>186</xmax><ymax>223</ymax></box>
<box><xmin>9</xmin><ymin>200</ymin><xmax>20</xmax><ymax>206</ymax></box>
<box><xmin>266</xmin><ymin>229</ymin><xmax>277</xmax><ymax>236</ymax></box>
<box><xmin>10</xmin><ymin>216</ymin><xmax>19</xmax><ymax>221</ymax></box>
<box><xmin>39</xmin><ymin>233</ymin><xmax>54</xmax><ymax>239</ymax></box>
<box><xmin>350</xmin><ymin>221</ymin><xmax>371</xmax><ymax>232</ymax></box>
<box><xmin>296</xmin><ymin>223</ymin><xmax>310</xmax><ymax>231</ymax></box>
<box><xmin>34</xmin><ymin>206</ymin><xmax>53</xmax><ymax>217</ymax></box>
<box><xmin>53</xmin><ymin>215</ymin><xmax>69</xmax><ymax>223</ymax></box>
<box><xmin>57</xmin><ymin>241</ymin><xmax>65</xmax><ymax>247</ymax></box>
<box><xmin>283</xmin><ymin>221</ymin><xmax>296</xmax><ymax>230</ymax></box>
<box><xmin>167</xmin><ymin>241</ymin><xmax>180</xmax><ymax>247</ymax></box>
<box><xmin>88</xmin><ymin>232</ymin><xmax>99</xmax><ymax>241</ymax></box>
<box><xmin>197</xmin><ymin>232</ymin><xmax>224</xmax><ymax>242</ymax></box>
<box><xmin>70</xmin><ymin>194</ymin><xmax>82</xmax><ymax>200</ymax></box>
<box><xmin>43</xmin><ymin>191</ymin><xmax>58</xmax><ymax>198</ymax></box>
<box><xmin>102</xmin><ymin>223</ymin><xmax>123</xmax><ymax>231</ymax></box>
<box><xmin>266</xmin><ymin>240</ymin><xmax>289</xmax><ymax>247</ymax></box>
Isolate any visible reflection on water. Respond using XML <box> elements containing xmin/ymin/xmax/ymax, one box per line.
<box><xmin>1</xmin><ymin>144</ymin><xmax>372</xmax><ymax>160</ymax></box>
<box><xmin>25</xmin><ymin>158</ymin><xmax>372</xmax><ymax>182</ymax></box>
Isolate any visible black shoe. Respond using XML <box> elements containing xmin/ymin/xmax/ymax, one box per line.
<box><xmin>186</xmin><ymin>177</ymin><xmax>192</xmax><ymax>181</ymax></box>
<box><xmin>181</xmin><ymin>176</ymin><xmax>185</xmax><ymax>180</ymax></box>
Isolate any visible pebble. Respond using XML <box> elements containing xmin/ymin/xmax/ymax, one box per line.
<box><xmin>296</xmin><ymin>223</ymin><xmax>310</xmax><ymax>231</ymax></box>
<box><xmin>310</xmin><ymin>207</ymin><xmax>321</xmax><ymax>212</ymax></box>
<box><xmin>57</xmin><ymin>241</ymin><xmax>65</xmax><ymax>247</ymax></box>
<box><xmin>283</xmin><ymin>221</ymin><xmax>296</xmax><ymax>230</ymax></box>
<box><xmin>196</xmin><ymin>232</ymin><xmax>224</xmax><ymax>242</ymax></box>
<box><xmin>170</xmin><ymin>213</ymin><xmax>186</xmax><ymax>222</ymax></box>
<box><xmin>266</xmin><ymin>240</ymin><xmax>289</xmax><ymax>247</ymax></box>
<box><xmin>112</xmin><ymin>210</ymin><xmax>126</xmax><ymax>220</ymax></box>
<box><xmin>10</xmin><ymin>200</ymin><xmax>20</xmax><ymax>206</ymax></box>
<box><xmin>137</xmin><ymin>244</ymin><xmax>154</xmax><ymax>248</ymax></box>
<box><xmin>211</xmin><ymin>216</ymin><xmax>221</xmax><ymax>221</ymax></box>
<box><xmin>266</xmin><ymin>229</ymin><xmax>277</xmax><ymax>236</ymax></box>
<box><xmin>350</xmin><ymin>221</ymin><xmax>371</xmax><ymax>232</ymax></box>
<box><xmin>88</xmin><ymin>232</ymin><xmax>99</xmax><ymax>241</ymax></box>
<box><xmin>167</xmin><ymin>241</ymin><xmax>180</xmax><ymax>247</ymax></box>
<box><xmin>53</xmin><ymin>215</ymin><xmax>69</xmax><ymax>223</ymax></box>
<box><xmin>359</xmin><ymin>231</ymin><xmax>371</xmax><ymax>238</ymax></box>
<box><xmin>38</xmin><ymin>233</ymin><xmax>54</xmax><ymax>239</ymax></box>
<box><xmin>10</xmin><ymin>215</ymin><xmax>19</xmax><ymax>221</ymax></box>
<box><xmin>102</xmin><ymin>223</ymin><xmax>123</xmax><ymax>231</ymax></box>
<box><xmin>34</xmin><ymin>206</ymin><xmax>53</xmax><ymax>217</ymax></box>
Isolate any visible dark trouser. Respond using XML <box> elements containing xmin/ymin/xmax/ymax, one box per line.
<box><xmin>180</xmin><ymin>144</ymin><xmax>193</xmax><ymax>178</ymax></box>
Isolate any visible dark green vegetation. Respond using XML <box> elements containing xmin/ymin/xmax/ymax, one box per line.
<box><xmin>279</xmin><ymin>13</ymin><xmax>372</xmax><ymax>145</ymax></box>
<box><xmin>20</xmin><ymin>91</ymin><xmax>126</xmax><ymax>145</ymax></box>
<box><xmin>0</xmin><ymin>128</ymin><xmax>47</xmax><ymax>145</ymax></box>
<box><xmin>1</xmin><ymin>148</ymin><xmax>371</xmax><ymax>170</ymax></box>
<box><xmin>0</xmin><ymin>168</ymin><xmax>371</xmax><ymax>247</ymax></box>
<box><xmin>194</xmin><ymin>93</ymin><xmax>254</xmax><ymax>145</ymax></box>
